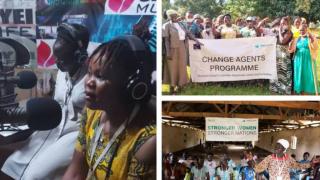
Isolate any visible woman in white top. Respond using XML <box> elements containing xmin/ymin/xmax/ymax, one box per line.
<box><xmin>163</xmin><ymin>9</ymin><xmax>202</xmax><ymax>94</ymax></box>
<box><xmin>1</xmin><ymin>23</ymin><xmax>89</xmax><ymax>180</ymax></box>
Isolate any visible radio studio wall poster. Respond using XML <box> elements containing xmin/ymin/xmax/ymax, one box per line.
<box><xmin>104</xmin><ymin>0</ymin><xmax>156</xmax><ymax>15</ymax></box>
<box><xmin>0</xmin><ymin>0</ymin><xmax>36</xmax><ymax>67</ymax></box>
<box><xmin>36</xmin><ymin>0</ymin><xmax>156</xmax><ymax>69</ymax></box>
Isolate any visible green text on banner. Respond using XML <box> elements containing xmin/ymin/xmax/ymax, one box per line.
<box><xmin>205</xmin><ymin>117</ymin><xmax>258</xmax><ymax>141</ymax></box>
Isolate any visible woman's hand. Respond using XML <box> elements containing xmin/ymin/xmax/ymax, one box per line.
<box><xmin>257</xmin><ymin>17</ymin><xmax>269</xmax><ymax>29</ymax></box>
<box><xmin>288</xmin><ymin>39</ymin><xmax>296</xmax><ymax>53</ymax></box>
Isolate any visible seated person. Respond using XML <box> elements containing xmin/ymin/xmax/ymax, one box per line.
<box><xmin>63</xmin><ymin>35</ymin><xmax>156</xmax><ymax>179</ymax></box>
<box><xmin>1</xmin><ymin>23</ymin><xmax>89</xmax><ymax>180</ymax></box>
<box><xmin>299</xmin><ymin>152</ymin><xmax>311</xmax><ymax>179</ymax></box>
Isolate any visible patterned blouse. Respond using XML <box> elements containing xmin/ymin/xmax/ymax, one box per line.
<box><xmin>75</xmin><ymin>108</ymin><xmax>156</xmax><ymax>180</ymax></box>
<box><xmin>254</xmin><ymin>154</ymin><xmax>310</xmax><ymax>180</ymax></box>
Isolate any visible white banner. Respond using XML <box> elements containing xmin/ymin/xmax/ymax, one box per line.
<box><xmin>189</xmin><ymin>37</ymin><xmax>277</xmax><ymax>82</ymax></box>
<box><xmin>0</xmin><ymin>0</ymin><xmax>36</xmax><ymax>25</ymax></box>
<box><xmin>105</xmin><ymin>0</ymin><xmax>156</xmax><ymax>15</ymax></box>
<box><xmin>205</xmin><ymin>117</ymin><xmax>258</xmax><ymax>141</ymax></box>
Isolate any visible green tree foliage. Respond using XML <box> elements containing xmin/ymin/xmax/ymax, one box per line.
<box><xmin>307</xmin><ymin>0</ymin><xmax>320</xmax><ymax>22</ymax></box>
<box><xmin>164</xmin><ymin>0</ymin><xmax>224</xmax><ymax>18</ymax></box>
<box><xmin>295</xmin><ymin>0</ymin><xmax>311</xmax><ymax>14</ymax></box>
<box><xmin>251</xmin><ymin>0</ymin><xmax>296</xmax><ymax>19</ymax></box>
<box><xmin>163</xmin><ymin>0</ymin><xmax>320</xmax><ymax>23</ymax></box>
<box><xmin>224</xmin><ymin>0</ymin><xmax>256</xmax><ymax>19</ymax></box>
<box><xmin>162</xmin><ymin>0</ymin><xmax>171</xmax><ymax>13</ymax></box>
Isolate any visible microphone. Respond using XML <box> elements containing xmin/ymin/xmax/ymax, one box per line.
<box><xmin>0</xmin><ymin>98</ymin><xmax>62</xmax><ymax>130</ymax></box>
<box><xmin>0</xmin><ymin>71</ymin><xmax>37</xmax><ymax>89</ymax></box>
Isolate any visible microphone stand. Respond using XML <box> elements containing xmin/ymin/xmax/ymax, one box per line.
<box><xmin>0</xmin><ymin>64</ymin><xmax>38</xmax><ymax>145</ymax></box>
<box><xmin>0</xmin><ymin>103</ymin><xmax>34</xmax><ymax>146</ymax></box>
<box><xmin>0</xmin><ymin>102</ymin><xmax>19</xmax><ymax>110</ymax></box>
<box><xmin>0</xmin><ymin>94</ymin><xmax>17</xmax><ymax>104</ymax></box>
<box><xmin>0</xmin><ymin>66</ymin><xmax>18</xmax><ymax>132</ymax></box>
<box><xmin>0</xmin><ymin>62</ymin><xmax>35</xmax><ymax>145</ymax></box>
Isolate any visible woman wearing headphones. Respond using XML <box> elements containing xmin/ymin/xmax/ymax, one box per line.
<box><xmin>63</xmin><ymin>35</ymin><xmax>156</xmax><ymax>179</ymax></box>
<box><xmin>1</xmin><ymin>23</ymin><xmax>89</xmax><ymax>180</ymax></box>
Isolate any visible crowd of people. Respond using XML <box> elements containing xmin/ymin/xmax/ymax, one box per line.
<box><xmin>162</xmin><ymin>10</ymin><xmax>319</xmax><ymax>95</ymax></box>
<box><xmin>163</xmin><ymin>139</ymin><xmax>320</xmax><ymax>180</ymax></box>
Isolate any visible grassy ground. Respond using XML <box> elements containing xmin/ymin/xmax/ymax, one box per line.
<box><xmin>177</xmin><ymin>83</ymin><xmax>270</xmax><ymax>95</ymax></box>
<box><xmin>163</xmin><ymin>83</ymin><xmax>271</xmax><ymax>95</ymax></box>
<box><xmin>163</xmin><ymin>63</ymin><xmax>320</xmax><ymax>95</ymax></box>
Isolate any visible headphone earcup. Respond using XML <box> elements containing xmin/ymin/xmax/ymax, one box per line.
<box><xmin>112</xmin><ymin>35</ymin><xmax>152</xmax><ymax>103</ymax></box>
<box><xmin>58</xmin><ymin>23</ymin><xmax>88</xmax><ymax>64</ymax></box>
<box><xmin>126</xmin><ymin>70</ymin><xmax>150</xmax><ymax>102</ymax></box>
<box><xmin>74</xmin><ymin>49</ymin><xmax>88</xmax><ymax>64</ymax></box>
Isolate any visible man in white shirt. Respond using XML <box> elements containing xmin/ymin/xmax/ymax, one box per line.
<box><xmin>191</xmin><ymin>156</ymin><xmax>210</xmax><ymax>180</ymax></box>
<box><xmin>203</xmin><ymin>152</ymin><xmax>217</xmax><ymax>180</ymax></box>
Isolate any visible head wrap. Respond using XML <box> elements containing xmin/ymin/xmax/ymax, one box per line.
<box><xmin>166</xmin><ymin>9</ymin><xmax>178</xmax><ymax>19</ymax></box>
<box><xmin>246</xmin><ymin>16</ymin><xmax>254</xmax><ymax>22</ymax></box>
<box><xmin>277</xmin><ymin>139</ymin><xmax>289</xmax><ymax>151</ymax></box>
<box><xmin>193</xmin><ymin>14</ymin><xmax>202</xmax><ymax>20</ymax></box>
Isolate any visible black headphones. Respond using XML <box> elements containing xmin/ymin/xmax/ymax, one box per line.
<box><xmin>57</xmin><ymin>23</ymin><xmax>88</xmax><ymax>64</ymax></box>
<box><xmin>113</xmin><ymin>35</ymin><xmax>151</xmax><ymax>103</ymax></box>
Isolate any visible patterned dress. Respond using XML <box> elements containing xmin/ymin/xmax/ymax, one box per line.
<box><xmin>255</xmin><ymin>154</ymin><xmax>310</xmax><ymax>180</ymax></box>
<box><xmin>269</xmin><ymin>44</ymin><xmax>293</xmax><ymax>95</ymax></box>
<box><xmin>76</xmin><ymin>108</ymin><xmax>156</xmax><ymax>180</ymax></box>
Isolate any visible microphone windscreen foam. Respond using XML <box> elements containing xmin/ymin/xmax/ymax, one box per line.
<box><xmin>26</xmin><ymin>98</ymin><xmax>62</xmax><ymax>130</ymax></box>
<box><xmin>17</xmin><ymin>71</ymin><xmax>37</xmax><ymax>89</ymax></box>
